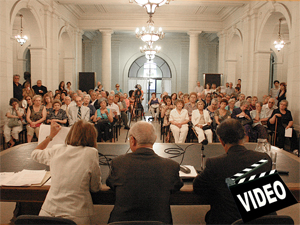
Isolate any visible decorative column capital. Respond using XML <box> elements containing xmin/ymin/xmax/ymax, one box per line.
<box><xmin>188</xmin><ymin>31</ymin><xmax>202</xmax><ymax>36</ymax></box>
<box><xmin>99</xmin><ymin>29</ymin><xmax>114</xmax><ymax>36</ymax></box>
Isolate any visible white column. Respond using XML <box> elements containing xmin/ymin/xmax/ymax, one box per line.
<box><xmin>100</xmin><ymin>29</ymin><xmax>113</xmax><ymax>92</ymax></box>
<box><xmin>226</xmin><ymin>60</ymin><xmax>237</xmax><ymax>83</ymax></box>
<box><xmin>64</xmin><ymin>58</ymin><xmax>75</xmax><ymax>87</ymax></box>
<box><xmin>253</xmin><ymin>51</ymin><xmax>271</xmax><ymax>98</ymax></box>
<box><xmin>217</xmin><ymin>31</ymin><xmax>226</xmax><ymax>79</ymax></box>
<box><xmin>75</xmin><ymin>29</ymin><xmax>84</xmax><ymax>90</ymax></box>
<box><xmin>0</xmin><ymin>0</ymin><xmax>13</xmax><ymax>126</ymax></box>
<box><xmin>188</xmin><ymin>31</ymin><xmax>201</xmax><ymax>93</ymax></box>
<box><xmin>29</xmin><ymin>47</ymin><xmax>46</xmax><ymax>84</ymax></box>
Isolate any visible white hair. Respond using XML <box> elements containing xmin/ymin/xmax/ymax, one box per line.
<box><xmin>83</xmin><ymin>94</ymin><xmax>91</xmax><ymax>100</ymax></box>
<box><xmin>129</xmin><ymin>121</ymin><xmax>156</xmax><ymax>145</ymax></box>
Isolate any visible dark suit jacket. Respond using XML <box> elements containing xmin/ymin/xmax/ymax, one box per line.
<box><xmin>193</xmin><ymin>145</ymin><xmax>272</xmax><ymax>224</ymax></box>
<box><xmin>106</xmin><ymin>148</ymin><xmax>183</xmax><ymax>224</ymax></box>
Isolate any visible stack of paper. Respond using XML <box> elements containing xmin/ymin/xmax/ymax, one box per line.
<box><xmin>0</xmin><ymin>170</ymin><xmax>50</xmax><ymax>187</ymax></box>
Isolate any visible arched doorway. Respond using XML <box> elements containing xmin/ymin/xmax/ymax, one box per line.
<box><xmin>128</xmin><ymin>56</ymin><xmax>172</xmax><ymax>109</ymax></box>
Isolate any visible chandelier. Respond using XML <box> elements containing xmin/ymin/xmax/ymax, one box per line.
<box><xmin>140</xmin><ymin>44</ymin><xmax>161</xmax><ymax>60</ymax></box>
<box><xmin>274</xmin><ymin>18</ymin><xmax>285</xmax><ymax>52</ymax></box>
<box><xmin>129</xmin><ymin>0</ymin><xmax>173</xmax><ymax>15</ymax></box>
<box><xmin>15</xmin><ymin>14</ymin><xmax>28</xmax><ymax>46</ymax></box>
<box><xmin>136</xmin><ymin>16</ymin><xmax>164</xmax><ymax>45</ymax></box>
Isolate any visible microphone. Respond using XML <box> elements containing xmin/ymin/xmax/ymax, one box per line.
<box><xmin>201</xmin><ymin>139</ymin><xmax>208</xmax><ymax>145</ymax></box>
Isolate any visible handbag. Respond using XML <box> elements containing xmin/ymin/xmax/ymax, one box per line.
<box><xmin>202</xmin><ymin>125</ymin><xmax>212</xmax><ymax>130</ymax></box>
<box><xmin>8</xmin><ymin>118</ymin><xmax>20</xmax><ymax>128</ymax></box>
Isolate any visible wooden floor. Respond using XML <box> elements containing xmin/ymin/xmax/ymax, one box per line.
<box><xmin>1</xmin><ymin>114</ymin><xmax>300</xmax><ymax>224</ymax></box>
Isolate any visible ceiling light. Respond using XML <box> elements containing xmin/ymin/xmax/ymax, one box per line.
<box><xmin>15</xmin><ymin>14</ymin><xmax>28</xmax><ymax>46</ymax></box>
<box><xmin>136</xmin><ymin>16</ymin><xmax>164</xmax><ymax>45</ymax></box>
<box><xmin>129</xmin><ymin>0</ymin><xmax>173</xmax><ymax>15</ymax></box>
<box><xmin>274</xmin><ymin>18</ymin><xmax>285</xmax><ymax>52</ymax></box>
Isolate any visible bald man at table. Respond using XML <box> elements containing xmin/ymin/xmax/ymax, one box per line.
<box><xmin>106</xmin><ymin>121</ymin><xmax>183</xmax><ymax>224</ymax></box>
<box><xmin>193</xmin><ymin>119</ymin><xmax>272</xmax><ymax>224</ymax></box>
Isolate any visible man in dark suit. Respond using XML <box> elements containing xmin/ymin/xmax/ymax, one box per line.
<box><xmin>106</xmin><ymin>121</ymin><xmax>183</xmax><ymax>224</ymax></box>
<box><xmin>32</xmin><ymin>80</ymin><xmax>47</xmax><ymax>96</ymax></box>
<box><xmin>193</xmin><ymin>118</ymin><xmax>272</xmax><ymax>224</ymax></box>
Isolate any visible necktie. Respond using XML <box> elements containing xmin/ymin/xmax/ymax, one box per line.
<box><xmin>77</xmin><ymin>107</ymin><xmax>81</xmax><ymax>120</ymax></box>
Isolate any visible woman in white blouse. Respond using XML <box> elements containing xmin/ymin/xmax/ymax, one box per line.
<box><xmin>169</xmin><ymin>99</ymin><xmax>189</xmax><ymax>143</ymax></box>
<box><xmin>31</xmin><ymin>120</ymin><xmax>102</xmax><ymax>224</ymax></box>
<box><xmin>192</xmin><ymin>100</ymin><xmax>213</xmax><ymax>143</ymax></box>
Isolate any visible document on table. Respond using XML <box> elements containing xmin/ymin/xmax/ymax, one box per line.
<box><xmin>1</xmin><ymin>170</ymin><xmax>47</xmax><ymax>186</ymax></box>
<box><xmin>0</xmin><ymin>172</ymin><xmax>15</xmax><ymax>186</ymax></box>
<box><xmin>179</xmin><ymin>165</ymin><xmax>198</xmax><ymax>179</ymax></box>
<box><xmin>38</xmin><ymin>124</ymin><xmax>70</xmax><ymax>147</ymax></box>
<box><xmin>285</xmin><ymin>128</ymin><xmax>292</xmax><ymax>137</ymax></box>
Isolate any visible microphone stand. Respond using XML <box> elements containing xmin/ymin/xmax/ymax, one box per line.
<box><xmin>200</xmin><ymin>138</ymin><xmax>208</xmax><ymax>171</ymax></box>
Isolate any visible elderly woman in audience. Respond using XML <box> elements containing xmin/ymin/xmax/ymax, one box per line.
<box><xmin>231</xmin><ymin>100</ymin><xmax>253</xmax><ymax>142</ymax></box>
<box><xmin>83</xmin><ymin>94</ymin><xmax>96</xmax><ymax>122</ymax></box>
<box><xmin>31</xmin><ymin>120</ymin><xmax>101</xmax><ymax>224</ymax></box>
<box><xmin>45</xmin><ymin>99</ymin><xmax>68</xmax><ymax>126</ymax></box>
<box><xmin>183</xmin><ymin>93</ymin><xmax>190</xmax><ymax>104</ymax></box>
<box><xmin>169</xmin><ymin>99</ymin><xmax>189</xmax><ymax>143</ymax></box>
<box><xmin>93</xmin><ymin>98</ymin><xmax>114</xmax><ymax>142</ymax></box>
<box><xmin>161</xmin><ymin>96</ymin><xmax>175</xmax><ymax>142</ymax></box>
<box><xmin>178</xmin><ymin>92</ymin><xmax>184</xmax><ymax>100</ymax></box>
<box><xmin>214</xmin><ymin>99</ymin><xmax>231</xmax><ymax>127</ymax></box>
<box><xmin>277</xmin><ymin>82</ymin><xmax>287</xmax><ymax>107</ymax></box>
<box><xmin>206</xmin><ymin>98</ymin><xmax>218</xmax><ymax>121</ymax></box>
<box><xmin>250</xmin><ymin>102</ymin><xmax>268</xmax><ymax>140</ymax></box>
<box><xmin>22</xmin><ymin>82</ymin><xmax>35</xmax><ymax>98</ymax></box>
<box><xmin>124</xmin><ymin>93</ymin><xmax>130</xmax><ymax>110</ymax></box>
<box><xmin>171</xmin><ymin>93</ymin><xmax>177</xmax><ymax>105</ymax></box>
<box><xmin>225</xmin><ymin>98</ymin><xmax>238</xmax><ymax>114</ymax></box>
<box><xmin>26</xmin><ymin>95</ymin><xmax>47</xmax><ymax>142</ymax></box>
<box><xmin>4</xmin><ymin>98</ymin><xmax>24</xmax><ymax>148</ymax></box>
<box><xmin>249</xmin><ymin>97</ymin><xmax>257</xmax><ymax>111</ymax></box>
<box><xmin>192</xmin><ymin>100</ymin><xmax>213</xmax><ymax>143</ymax></box>
<box><xmin>148</xmin><ymin>92</ymin><xmax>160</xmax><ymax>121</ymax></box>
<box><xmin>269</xmin><ymin>100</ymin><xmax>298</xmax><ymax>151</ymax></box>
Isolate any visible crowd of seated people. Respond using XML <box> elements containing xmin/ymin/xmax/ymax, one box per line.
<box><xmin>152</xmin><ymin>81</ymin><xmax>298</xmax><ymax>152</ymax></box>
<box><xmin>8</xmin><ymin>75</ymin><xmax>298</xmax><ymax>151</ymax></box>
<box><xmin>10</xmin><ymin>76</ymin><xmax>147</xmax><ymax>146</ymax></box>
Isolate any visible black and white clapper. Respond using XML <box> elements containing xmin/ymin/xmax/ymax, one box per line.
<box><xmin>226</xmin><ymin>159</ymin><xmax>297</xmax><ymax>223</ymax></box>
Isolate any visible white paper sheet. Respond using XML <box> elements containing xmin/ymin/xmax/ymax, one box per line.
<box><xmin>38</xmin><ymin>124</ymin><xmax>70</xmax><ymax>147</ymax></box>
<box><xmin>285</xmin><ymin>128</ymin><xmax>292</xmax><ymax>137</ymax></box>
<box><xmin>2</xmin><ymin>170</ymin><xmax>47</xmax><ymax>186</ymax></box>
<box><xmin>179</xmin><ymin>165</ymin><xmax>198</xmax><ymax>178</ymax></box>
<box><xmin>0</xmin><ymin>172</ymin><xmax>15</xmax><ymax>186</ymax></box>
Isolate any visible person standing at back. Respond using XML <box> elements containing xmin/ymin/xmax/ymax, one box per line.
<box><xmin>106</xmin><ymin>121</ymin><xmax>183</xmax><ymax>224</ymax></box>
<box><xmin>193</xmin><ymin>118</ymin><xmax>272</xmax><ymax>224</ymax></box>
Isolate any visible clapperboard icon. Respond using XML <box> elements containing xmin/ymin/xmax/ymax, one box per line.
<box><xmin>226</xmin><ymin>159</ymin><xmax>297</xmax><ymax>223</ymax></box>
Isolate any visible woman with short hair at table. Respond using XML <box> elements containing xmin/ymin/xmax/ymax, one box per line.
<box><xmin>4</xmin><ymin>98</ymin><xmax>24</xmax><ymax>148</ymax></box>
<box><xmin>169</xmin><ymin>99</ymin><xmax>189</xmax><ymax>143</ymax></box>
<box><xmin>31</xmin><ymin>120</ymin><xmax>102</xmax><ymax>224</ymax></box>
<box><xmin>192</xmin><ymin>100</ymin><xmax>213</xmax><ymax>143</ymax></box>
<box><xmin>26</xmin><ymin>95</ymin><xmax>46</xmax><ymax>142</ymax></box>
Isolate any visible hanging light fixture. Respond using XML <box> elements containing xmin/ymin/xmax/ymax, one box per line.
<box><xmin>136</xmin><ymin>16</ymin><xmax>164</xmax><ymax>45</ymax></box>
<box><xmin>274</xmin><ymin>18</ymin><xmax>285</xmax><ymax>52</ymax></box>
<box><xmin>15</xmin><ymin>14</ymin><xmax>28</xmax><ymax>46</ymax></box>
<box><xmin>140</xmin><ymin>44</ymin><xmax>161</xmax><ymax>60</ymax></box>
<box><xmin>129</xmin><ymin>0</ymin><xmax>173</xmax><ymax>15</ymax></box>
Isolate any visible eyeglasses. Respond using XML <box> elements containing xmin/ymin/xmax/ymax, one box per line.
<box><xmin>268</xmin><ymin>102</ymin><xmax>275</xmax><ymax>104</ymax></box>
<box><xmin>116</xmin><ymin>86</ymin><xmax>120</xmax><ymax>87</ymax></box>
<box><xmin>26</xmin><ymin>98</ymin><xmax>31</xmax><ymax>101</ymax></box>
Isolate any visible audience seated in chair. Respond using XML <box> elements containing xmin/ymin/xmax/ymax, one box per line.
<box><xmin>192</xmin><ymin>100</ymin><xmax>213</xmax><ymax>143</ymax></box>
<box><xmin>169</xmin><ymin>99</ymin><xmax>189</xmax><ymax>143</ymax></box>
